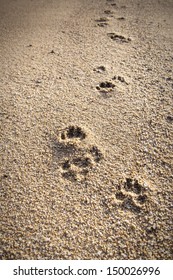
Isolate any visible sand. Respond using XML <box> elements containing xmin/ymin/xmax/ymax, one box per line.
<box><xmin>0</xmin><ymin>0</ymin><xmax>173</xmax><ymax>259</ymax></box>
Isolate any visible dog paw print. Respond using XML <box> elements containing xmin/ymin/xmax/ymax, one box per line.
<box><xmin>115</xmin><ymin>178</ymin><xmax>148</xmax><ymax>214</ymax></box>
<box><xmin>97</xmin><ymin>22</ymin><xmax>109</xmax><ymax>27</ymax></box>
<box><xmin>112</xmin><ymin>75</ymin><xmax>129</xmax><ymax>85</ymax></box>
<box><xmin>117</xmin><ymin>17</ymin><xmax>125</xmax><ymax>21</ymax></box>
<box><xmin>104</xmin><ymin>10</ymin><xmax>114</xmax><ymax>16</ymax></box>
<box><xmin>107</xmin><ymin>33</ymin><xmax>131</xmax><ymax>43</ymax></box>
<box><xmin>89</xmin><ymin>145</ymin><xmax>103</xmax><ymax>162</ymax></box>
<box><xmin>96</xmin><ymin>81</ymin><xmax>115</xmax><ymax>97</ymax></box>
<box><xmin>106</xmin><ymin>0</ymin><xmax>117</xmax><ymax>7</ymax></box>
<box><xmin>95</xmin><ymin>17</ymin><xmax>109</xmax><ymax>27</ymax></box>
<box><xmin>61</xmin><ymin>155</ymin><xmax>92</xmax><ymax>181</ymax></box>
<box><xmin>93</xmin><ymin>66</ymin><xmax>106</xmax><ymax>73</ymax></box>
<box><xmin>60</xmin><ymin>125</ymin><xmax>86</xmax><ymax>142</ymax></box>
<box><xmin>55</xmin><ymin>126</ymin><xmax>103</xmax><ymax>181</ymax></box>
<box><xmin>61</xmin><ymin>149</ymin><xmax>102</xmax><ymax>181</ymax></box>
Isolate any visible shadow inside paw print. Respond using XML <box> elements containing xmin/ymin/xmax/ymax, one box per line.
<box><xmin>72</xmin><ymin>156</ymin><xmax>92</xmax><ymax>168</ymax></box>
<box><xmin>107</xmin><ymin>33</ymin><xmax>131</xmax><ymax>43</ymax></box>
<box><xmin>95</xmin><ymin>17</ymin><xmax>109</xmax><ymax>27</ymax></box>
<box><xmin>60</xmin><ymin>125</ymin><xmax>86</xmax><ymax>141</ymax></box>
<box><xmin>104</xmin><ymin>10</ymin><xmax>114</xmax><ymax>16</ymax></box>
<box><xmin>106</xmin><ymin>0</ymin><xmax>117</xmax><ymax>6</ymax></box>
<box><xmin>115</xmin><ymin>178</ymin><xmax>148</xmax><ymax>214</ymax></box>
<box><xmin>112</xmin><ymin>75</ymin><xmax>128</xmax><ymax>84</ymax></box>
<box><xmin>61</xmin><ymin>147</ymin><xmax>103</xmax><ymax>182</ymax></box>
<box><xmin>117</xmin><ymin>17</ymin><xmax>125</xmax><ymax>20</ymax></box>
<box><xmin>122</xmin><ymin>197</ymin><xmax>141</xmax><ymax>213</ymax></box>
<box><xmin>97</xmin><ymin>22</ymin><xmax>109</xmax><ymax>27</ymax></box>
<box><xmin>61</xmin><ymin>155</ymin><xmax>91</xmax><ymax>181</ymax></box>
<box><xmin>166</xmin><ymin>115</ymin><xmax>173</xmax><ymax>123</ymax></box>
<box><xmin>62</xmin><ymin>169</ymin><xmax>78</xmax><ymax>181</ymax></box>
<box><xmin>89</xmin><ymin>146</ymin><xmax>103</xmax><ymax>162</ymax></box>
<box><xmin>95</xmin><ymin>17</ymin><xmax>109</xmax><ymax>22</ymax></box>
<box><xmin>93</xmin><ymin>65</ymin><xmax>106</xmax><ymax>73</ymax></box>
<box><xmin>124</xmin><ymin>178</ymin><xmax>142</xmax><ymax>194</ymax></box>
<box><xmin>98</xmin><ymin>81</ymin><xmax>115</xmax><ymax>89</ymax></box>
<box><xmin>96</xmin><ymin>81</ymin><xmax>115</xmax><ymax>97</ymax></box>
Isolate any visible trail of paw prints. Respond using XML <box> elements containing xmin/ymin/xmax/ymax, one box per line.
<box><xmin>95</xmin><ymin>0</ymin><xmax>126</xmax><ymax>28</ymax></box>
<box><xmin>56</xmin><ymin>126</ymin><xmax>103</xmax><ymax>181</ymax></box>
<box><xmin>106</xmin><ymin>1</ymin><xmax>127</xmax><ymax>21</ymax></box>
<box><xmin>115</xmin><ymin>178</ymin><xmax>148</xmax><ymax>214</ymax></box>
<box><xmin>94</xmin><ymin>6</ymin><xmax>114</xmax><ymax>28</ymax></box>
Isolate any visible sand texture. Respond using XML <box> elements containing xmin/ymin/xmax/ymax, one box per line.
<box><xmin>0</xmin><ymin>0</ymin><xmax>173</xmax><ymax>259</ymax></box>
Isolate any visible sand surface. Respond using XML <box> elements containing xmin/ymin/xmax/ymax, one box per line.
<box><xmin>0</xmin><ymin>0</ymin><xmax>173</xmax><ymax>259</ymax></box>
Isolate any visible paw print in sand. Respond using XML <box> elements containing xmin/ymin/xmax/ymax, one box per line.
<box><xmin>115</xmin><ymin>178</ymin><xmax>148</xmax><ymax>214</ymax></box>
<box><xmin>95</xmin><ymin>17</ymin><xmax>109</xmax><ymax>27</ymax></box>
<box><xmin>61</xmin><ymin>155</ymin><xmax>92</xmax><ymax>181</ymax></box>
<box><xmin>56</xmin><ymin>125</ymin><xmax>103</xmax><ymax>181</ymax></box>
<box><xmin>60</xmin><ymin>125</ymin><xmax>86</xmax><ymax>141</ymax></box>
<box><xmin>107</xmin><ymin>33</ymin><xmax>131</xmax><ymax>43</ymax></box>
<box><xmin>96</xmin><ymin>81</ymin><xmax>116</xmax><ymax>97</ymax></box>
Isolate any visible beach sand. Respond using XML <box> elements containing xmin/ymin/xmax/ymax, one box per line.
<box><xmin>0</xmin><ymin>0</ymin><xmax>173</xmax><ymax>259</ymax></box>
